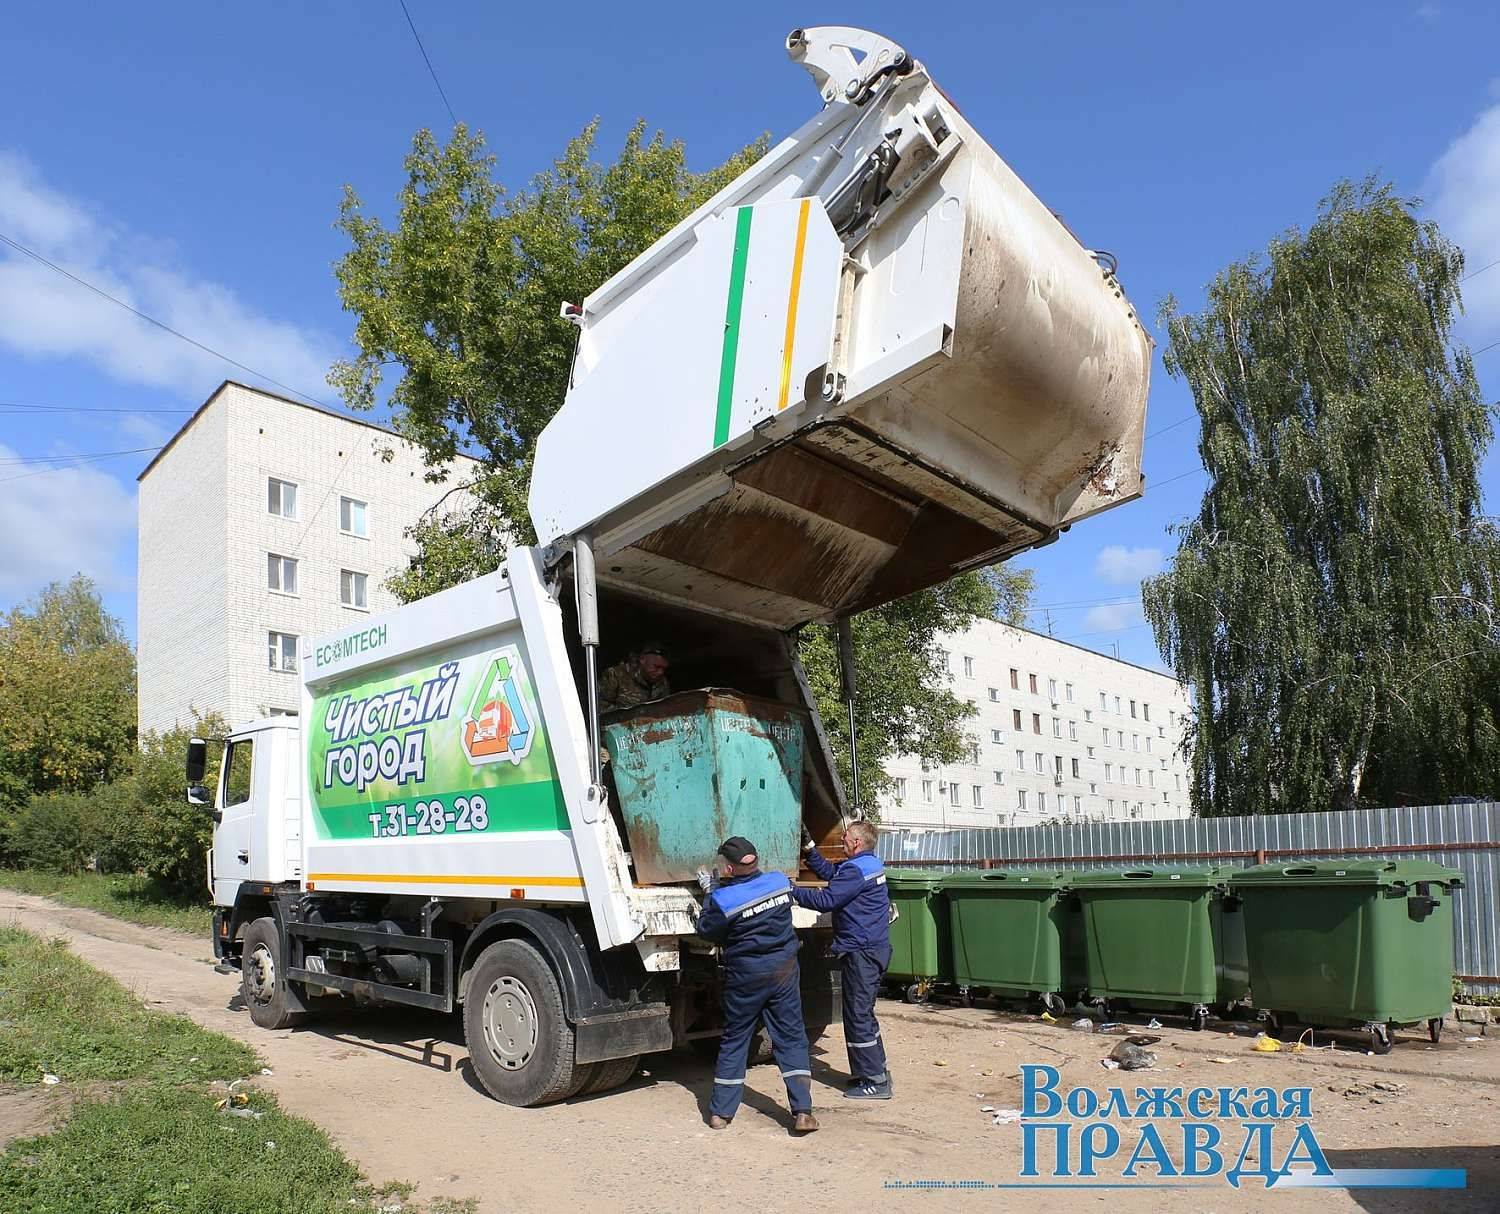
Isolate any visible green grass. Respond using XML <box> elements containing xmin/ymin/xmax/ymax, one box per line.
<box><xmin>0</xmin><ymin>869</ymin><xmax>211</xmax><ymax>935</ymax></box>
<box><xmin>0</xmin><ymin>926</ymin><xmax>458</xmax><ymax>1212</ymax></box>
<box><xmin>0</xmin><ymin>926</ymin><xmax>252</xmax><ymax>1084</ymax></box>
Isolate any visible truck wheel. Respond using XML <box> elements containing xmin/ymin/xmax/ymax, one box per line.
<box><xmin>578</xmin><ymin>1055</ymin><xmax>640</xmax><ymax>1096</ymax></box>
<box><xmin>463</xmin><ymin>939</ymin><xmax>580</xmax><ymax>1106</ymax></box>
<box><xmin>241</xmin><ymin>917</ymin><xmax>306</xmax><ymax>1030</ymax></box>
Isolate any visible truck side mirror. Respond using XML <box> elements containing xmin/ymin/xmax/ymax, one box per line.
<box><xmin>186</xmin><ymin>738</ymin><xmax>209</xmax><ymax>807</ymax></box>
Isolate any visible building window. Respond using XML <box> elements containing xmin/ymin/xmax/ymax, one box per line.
<box><xmin>267</xmin><ymin>631</ymin><xmax>297</xmax><ymax>673</ymax></box>
<box><xmin>963</xmin><ymin>655</ymin><xmax>975</xmax><ymax>678</ymax></box>
<box><xmin>922</xmin><ymin>779</ymin><xmax>934</xmax><ymax>802</ymax></box>
<box><xmin>1017</xmin><ymin>788</ymin><xmax>1027</xmax><ymax>810</ymax></box>
<box><xmin>1149</xmin><ymin>769</ymin><xmax>1156</xmax><ymax>788</ymax></box>
<box><xmin>1143</xmin><ymin>703</ymin><xmax>1151</xmax><ymax>722</ymax></box>
<box><xmin>1105</xmin><ymin>762</ymin><xmax>1113</xmax><ymax>782</ymax></box>
<box><xmin>1102</xmin><ymin>727</ymin><xmax>1110</xmax><ymax>747</ymax></box>
<box><xmin>340</xmin><ymin>569</ymin><xmax>368</xmax><ymax>609</ymax></box>
<box><xmin>1027</xmin><ymin>673</ymin><xmax>1037</xmax><ymax>694</ymax></box>
<box><xmin>1013</xmin><ymin>708</ymin><xmax>1023</xmax><ymax>730</ymax></box>
<box><xmin>340</xmin><ymin>496</ymin><xmax>369</xmax><ymax>538</ymax></box>
<box><xmin>939</xmin><ymin>648</ymin><xmax>951</xmax><ymax>672</ymax></box>
<box><xmin>1107</xmin><ymin>798</ymin><xmax>1115</xmax><ymax>813</ymax></box>
<box><xmin>1159</xmin><ymin>725</ymin><xmax>1166</xmax><ymax>738</ymax></box>
<box><xmin>1132</xmin><ymin>734</ymin><xmax>1140</xmax><ymax>752</ymax></box>
<box><xmin>994</xmin><ymin>770</ymin><xmax>1005</xmax><ymax>784</ymax></box>
<box><xmin>1115</xmin><ymin>696</ymin><xmax>1122</xmax><ymax>714</ymax></box>
<box><xmin>1089</xmin><ymin>782</ymin><xmax>1098</xmax><ymax>794</ymax></box>
<box><xmin>991</xmin><ymin>728</ymin><xmax>1004</xmax><ymax>744</ymax></box>
<box><xmin>1068</xmin><ymin>720</ymin><xmax>1078</xmax><ymax>741</ymax></box>
<box><xmin>1086</xmin><ymin>745</ymin><xmax>1095</xmax><ymax>758</ymax></box>
<box><xmin>1117</xmin><ymin>730</ymin><xmax>1125</xmax><ymax>748</ymax></box>
<box><xmin>1048</xmin><ymin>678</ymin><xmax>1058</xmax><ymax>700</ymax></box>
<box><xmin>969</xmin><ymin>741</ymin><xmax>981</xmax><ymax>764</ymax></box>
<box><xmin>1130</xmin><ymin>805</ymin><xmax>1141</xmax><ymax>820</ymax></box>
<box><xmin>949</xmin><ymin>782</ymin><xmax>961</xmax><ymax>807</ymax></box>
<box><xmin>989</xmin><ymin>686</ymin><xmax>1000</xmax><ymax>701</ymax></box>
<box><xmin>1030</xmin><ymin>713</ymin><xmax>1040</xmax><ymax>734</ymax></box>
<box><xmin>1071</xmin><ymin>757</ymin><xmax>1080</xmax><ymax>779</ymax></box>
<box><xmin>1033</xmin><ymin>752</ymin><xmax>1044</xmax><ymax>773</ymax></box>
<box><xmin>1052</xmin><ymin>717</ymin><xmax>1061</xmax><ymax>738</ymax></box>
<box><xmin>894</xmin><ymin>777</ymin><xmax>907</xmax><ymax>801</ymax></box>
<box><xmin>1054</xmin><ymin>754</ymin><xmax>1064</xmax><ymax>774</ymax></box>
<box><xmin>1038</xmin><ymin>791</ymin><xmax>1047</xmax><ymax>812</ymax></box>
<box><xmin>1009</xmin><ymin>667</ymin><xmax>1019</xmax><ymax>690</ymax></box>
<box><xmin>1084</xmin><ymin>708</ymin><xmax>1093</xmax><ymax>722</ymax></box>
<box><xmin>971</xmin><ymin>785</ymin><xmax>983</xmax><ymax>808</ymax></box>
<box><xmin>1175</xmin><ymin>773</ymin><xmax>1182</xmax><ymax>791</ymax></box>
<box><xmin>1015</xmin><ymin>749</ymin><xmax>1026</xmax><ymax>771</ymax></box>
<box><xmin>1130</xmin><ymin>699</ymin><xmax>1137</xmax><ymax>718</ymax></box>
<box><xmin>1135</xmin><ymin>768</ymin><xmax>1143</xmax><ymax>786</ymax></box>
<box><xmin>1100</xmin><ymin>691</ymin><xmax>1108</xmax><ymax>710</ymax></box>
<box><xmin>1145</xmin><ymin>736</ymin><xmax>1153</xmax><ymax>754</ymax></box>
<box><xmin>1074</xmin><ymin>795</ymin><xmax>1083</xmax><ymax>813</ymax></box>
<box><xmin>267</xmin><ymin>553</ymin><xmax>298</xmax><ymax>595</ymax></box>
<box><xmin>267</xmin><ymin>477</ymin><xmax>297</xmax><ymax>519</ymax></box>
<box><xmin>1065</xmin><ymin>682</ymin><xmax>1074</xmax><ymax>703</ymax></box>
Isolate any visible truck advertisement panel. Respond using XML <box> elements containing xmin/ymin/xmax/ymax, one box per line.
<box><xmin>307</xmin><ymin>644</ymin><xmax>568</xmax><ymax>842</ymax></box>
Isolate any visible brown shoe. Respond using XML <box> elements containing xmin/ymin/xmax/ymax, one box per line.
<box><xmin>708</xmin><ymin>1115</ymin><xmax>732</xmax><ymax>1130</ymax></box>
<box><xmin>792</xmin><ymin>1112</ymin><xmax>820</xmax><ymax>1135</ymax></box>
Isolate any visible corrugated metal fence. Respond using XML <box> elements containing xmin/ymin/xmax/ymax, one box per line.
<box><xmin>878</xmin><ymin>802</ymin><xmax>1500</xmax><ymax>995</ymax></box>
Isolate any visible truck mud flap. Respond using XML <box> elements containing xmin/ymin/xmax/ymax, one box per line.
<box><xmin>574</xmin><ymin>1006</ymin><xmax>673</xmax><ymax>1064</ymax></box>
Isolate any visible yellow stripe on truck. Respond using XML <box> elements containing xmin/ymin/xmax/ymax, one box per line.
<box><xmin>776</xmin><ymin>198</ymin><xmax>813</xmax><ymax>411</ymax></box>
<box><xmin>306</xmin><ymin>873</ymin><xmax>584</xmax><ymax>888</ymax></box>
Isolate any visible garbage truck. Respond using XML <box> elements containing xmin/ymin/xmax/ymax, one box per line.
<box><xmin>193</xmin><ymin>24</ymin><xmax>1152</xmax><ymax>1107</ymax></box>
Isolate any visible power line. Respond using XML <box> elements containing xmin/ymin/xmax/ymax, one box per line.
<box><xmin>1146</xmin><ymin>415</ymin><xmax>1195</xmax><ymax>441</ymax></box>
<box><xmin>0</xmin><ymin>230</ymin><xmax>331</xmax><ymax>409</ymax></box>
<box><xmin>0</xmin><ymin>446</ymin><xmax>162</xmax><ymax>484</ymax></box>
<box><xmin>1474</xmin><ymin>339</ymin><xmax>1499</xmax><ymax>357</ymax></box>
<box><xmin>0</xmin><ymin>400</ymin><xmax>192</xmax><ymax>414</ymax></box>
<box><xmin>1148</xmin><ymin>466</ymin><xmax>1207</xmax><ymax>490</ymax></box>
<box><xmin>0</xmin><ymin>446</ymin><xmax>164</xmax><ymax>464</ymax></box>
<box><xmin>398</xmin><ymin>0</ymin><xmax>458</xmax><ymax>126</ymax></box>
<box><xmin>1463</xmin><ymin>257</ymin><xmax>1500</xmax><ymax>283</ymax></box>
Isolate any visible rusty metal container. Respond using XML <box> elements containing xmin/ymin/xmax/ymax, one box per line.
<box><xmin>602</xmin><ymin>689</ymin><xmax>808</xmax><ymax>884</ymax></box>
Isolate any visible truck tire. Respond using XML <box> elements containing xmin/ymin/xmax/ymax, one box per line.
<box><xmin>577</xmin><ymin>1054</ymin><xmax>640</xmax><ymax>1096</ymax></box>
<box><xmin>463</xmin><ymin>939</ymin><xmax>580</xmax><ymax>1107</ymax></box>
<box><xmin>241</xmin><ymin>917</ymin><xmax>306</xmax><ymax>1030</ymax></box>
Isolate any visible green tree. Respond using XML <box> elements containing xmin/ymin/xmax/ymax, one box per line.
<box><xmin>130</xmin><ymin>714</ymin><xmax>230</xmax><ymax>896</ymax></box>
<box><xmin>332</xmin><ymin>124</ymin><xmax>1035</xmax><ymax>799</ymax></box>
<box><xmin>0</xmin><ymin>577</ymin><xmax>136</xmax><ymax>810</ymax></box>
<box><xmin>1145</xmin><ymin>179</ymin><xmax>1500</xmax><ymax>816</ymax></box>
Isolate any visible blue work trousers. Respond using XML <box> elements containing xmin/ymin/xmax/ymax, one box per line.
<box><xmin>840</xmin><ymin>945</ymin><xmax>892</xmax><ymax>1081</ymax></box>
<box><xmin>710</xmin><ymin>958</ymin><xmax>812</xmax><ymax>1119</ymax></box>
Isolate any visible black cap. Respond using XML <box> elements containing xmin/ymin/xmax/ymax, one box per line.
<box><xmin>718</xmin><ymin>836</ymin><xmax>757</xmax><ymax>865</ymax></box>
<box><xmin>638</xmin><ymin>641</ymin><xmax>669</xmax><ymax>658</ymax></box>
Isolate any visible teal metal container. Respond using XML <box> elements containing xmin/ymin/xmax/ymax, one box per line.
<box><xmin>603</xmin><ymin>689</ymin><xmax>807</xmax><ymax>884</ymax></box>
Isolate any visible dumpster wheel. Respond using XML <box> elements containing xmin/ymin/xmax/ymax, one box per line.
<box><xmin>903</xmin><ymin>982</ymin><xmax>931</xmax><ymax>1005</ymax></box>
<box><xmin>1041</xmin><ymin>992</ymin><xmax>1067</xmax><ymax>1016</ymax></box>
<box><xmin>1427</xmin><ymin>1017</ymin><xmax>1444</xmax><ymax>1044</ymax></box>
<box><xmin>1367</xmin><ymin>1023</ymin><xmax>1393</xmax><ymax>1055</ymax></box>
<box><xmin>1189</xmin><ymin>1005</ymin><xmax>1209</xmax><ymax>1032</ymax></box>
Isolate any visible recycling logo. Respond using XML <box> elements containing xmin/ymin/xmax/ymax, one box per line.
<box><xmin>460</xmin><ymin>646</ymin><xmax>536</xmax><ymax>767</ymax></box>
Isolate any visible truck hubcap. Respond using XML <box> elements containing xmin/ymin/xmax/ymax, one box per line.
<box><xmin>246</xmin><ymin>943</ymin><xmax>276</xmax><ymax>1005</ymax></box>
<box><xmin>482</xmin><ymin>976</ymin><xmax>538</xmax><ymax>1069</ymax></box>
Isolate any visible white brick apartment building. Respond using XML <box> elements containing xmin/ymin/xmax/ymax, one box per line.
<box><xmin>137</xmin><ymin>381</ymin><xmax>478</xmax><ymax>735</ymax></box>
<box><xmin>877</xmin><ymin>617</ymin><xmax>1193</xmax><ymax>829</ymax></box>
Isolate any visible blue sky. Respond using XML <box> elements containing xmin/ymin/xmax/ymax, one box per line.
<box><xmin>3</xmin><ymin>1</ymin><xmax>1499</xmax><ymax>669</ymax></box>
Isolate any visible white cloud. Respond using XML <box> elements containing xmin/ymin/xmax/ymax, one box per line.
<box><xmin>0</xmin><ymin>152</ymin><xmax>336</xmax><ymax>398</ymax></box>
<box><xmin>1427</xmin><ymin>97</ymin><xmax>1500</xmax><ymax>333</ymax></box>
<box><xmin>0</xmin><ymin>443</ymin><xmax>137</xmax><ymax>598</ymax></box>
<box><xmin>1083</xmin><ymin>600</ymin><xmax>1145</xmax><ymax>633</ymax></box>
<box><xmin>1094</xmin><ymin>544</ymin><xmax>1164</xmax><ymax>584</ymax></box>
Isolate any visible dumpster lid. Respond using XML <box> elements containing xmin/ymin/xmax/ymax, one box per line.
<box><xmin>886</xmin><ymin>868</ymin><xmax>953</xmax><ymax>891</ymax></box>
<box><xmin>1068</xmin><ymin>866</ymin><xmax>1225</xmax><ymax>888</ymax></box>
<box><xmin>1232</xmin><ymin>860</ymin><xmax>1464</xmax><ymax>888</ymax></box>
<box><xmin>941</xmin><ymin>869</ymin><xmax>1072</xmax><ymax>888</ymax></box>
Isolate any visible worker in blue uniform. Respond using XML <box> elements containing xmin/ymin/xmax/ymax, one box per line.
<box><xmin>793</xmin><ymin>819</ymin><xmax>894</xmax><ymax>1099</ymax></box>
<box><xmin>694</xmin><ymin>836</ymin><xmax>819</xmax><ymax>1134</ymax></box>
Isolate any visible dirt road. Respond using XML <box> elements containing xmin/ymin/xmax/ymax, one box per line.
<box><xmin>4</xmin><ymin>893</ymin><xmax>1497</xmax><ymax>1214</ymax></box>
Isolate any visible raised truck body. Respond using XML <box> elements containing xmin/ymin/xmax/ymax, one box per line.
<box><xmin>201</xmin><ymin>25</ymin><xmax>1150</xmax><ymax>1106</ymax></box>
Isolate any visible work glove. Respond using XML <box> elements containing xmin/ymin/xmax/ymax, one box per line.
<box><xmin>695</xmin><ymin>867</ymin><xmax>714</xmax><ymax>893</ymax></box>
<box><xmin>801</xmin><ymin>827</ymin><xmax>817</xmax><ymax>851</ymax></box>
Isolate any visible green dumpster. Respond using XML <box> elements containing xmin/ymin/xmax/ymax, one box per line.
<box><xmin>1232</xmin><ymin>860</ymin><xmax>1463</xmax><ymax>1053</ymax></box>
<box><xmin>944</xmin><ymin>870</ymin><xmax>1080</xmax><ymax>1014</ymax></box>
<box><xmin>1071</xmin><ymin>867</ymin><xmax>1247</xmax><ymax>1029</ymax></box>
<box><xmin>885</xmin><ymin>870</ymin><xmax>953</xmax><ymax>1002</ymax></box>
